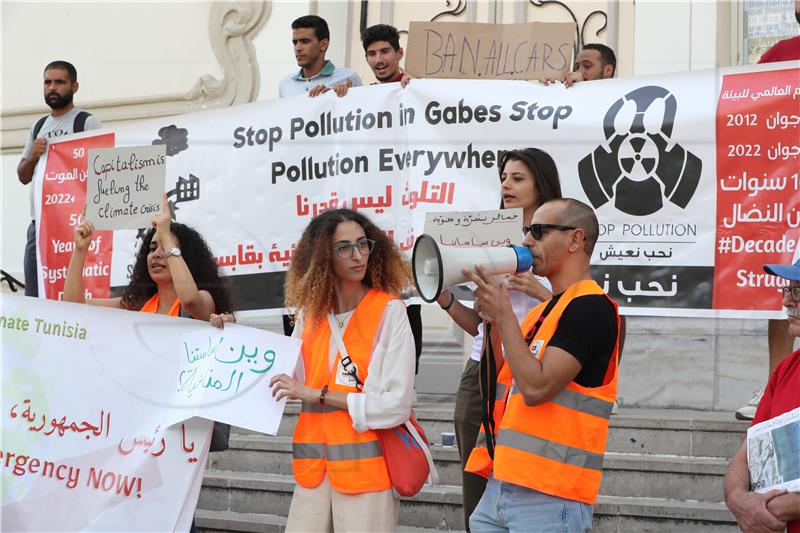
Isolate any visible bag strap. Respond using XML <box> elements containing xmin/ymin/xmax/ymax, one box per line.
<box><xmin>32</xmin><ymin>115</ymin><xmax>48</xmax><ymax>140</ymax></box>
<box><xmin>73</xmin><ymin>111</ymin><xmax>91</xmax><ymax>133</ymax></box>
<box><xmin>326</xmin><ymin>312</ymin><xmax>439</xmax><ymax>485</ymax></box>
<box><xmin>405</xmin><ymin>415</ymin><xmax>440</xmax><ymax>485</ymax></box>
<box><xmin>327</xmin><ymin>313</ymin><xmax>364</xmax><ymax>391</ymax></box>
<box><xmin>478</xmin><ymin>321</ymin><xmax>498</xmax><ymax>458</ymax></box>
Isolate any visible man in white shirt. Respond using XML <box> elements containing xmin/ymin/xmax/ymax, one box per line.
<box><xmin>278</xmin><ymin>15</ymin><xmax>362</xmax><ymax>98</ymax></box>
<box><xmin>16</xmin><ymin>60</ymin><xmax>101</xmax><ymax>296</ymax></box>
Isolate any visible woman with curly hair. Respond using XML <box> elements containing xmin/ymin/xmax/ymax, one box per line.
<box><xmin>270</xmin><ymin>208</ymin><xmax>416</xmax><ymax>532</ymax></box>
<box><xmin>63</xmin><ymin>195</ymin><xmax>233</xmax><ymax>318</ymax></box>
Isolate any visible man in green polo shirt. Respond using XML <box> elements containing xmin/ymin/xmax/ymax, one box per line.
<box><xmin>278</xmin><ymin>15</ymin><xmax>362</xmax><ymax>98</ymax></box>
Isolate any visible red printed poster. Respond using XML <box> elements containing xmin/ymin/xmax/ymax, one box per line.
<box><xmin>714</xmin><ymin>68</ymin><xmax>800</xmax><ymax>311</ymax></box>
<box><xmin>38</xmin><ymin>133</ymin><xmax>115</xmax><ymax>300</ymax></box>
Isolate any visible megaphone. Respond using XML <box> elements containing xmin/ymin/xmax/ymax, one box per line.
<box><xmin>412</xmin><ymin>234</ymin><xmax>534</xmax><ymax>303</ymax></box>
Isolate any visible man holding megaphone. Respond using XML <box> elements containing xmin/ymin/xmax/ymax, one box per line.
<box><xmin>462</xmin><ymin>198</ymin><xmax>620</xmax><ymax>533</ymax></box>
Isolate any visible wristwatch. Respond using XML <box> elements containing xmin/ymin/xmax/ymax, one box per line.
<box><xmin>165</xmin><ymin>247</ymin><xmax>181</xmax><ymax>258</ymax></box>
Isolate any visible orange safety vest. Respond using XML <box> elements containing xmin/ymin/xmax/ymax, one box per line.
<box><xmin>464</xmin><ymin>310</ymin><xmax>539</xmax><ymax>478</ymax></box>
<box><xmin>292</xmin><ymin>289</ymin><xmax>394</xmax><ymax>494</ymax></box>
<box><xmin>139</xmin><ymin>293</ymin><xmax>181</xmax><ymax>316</ymax></box>
<box><xmin>467</xmin><ymin>279</ymin><xmax>619</xmax><ymax>505</ymax></box>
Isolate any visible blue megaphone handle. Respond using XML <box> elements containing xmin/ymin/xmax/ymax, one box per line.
<box><xmin>510</xmin><ymin>245</ymin><xmax>533</xmax><ymax>272</ymax></box>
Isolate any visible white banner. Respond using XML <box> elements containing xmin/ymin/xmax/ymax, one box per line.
<box><xmin>33</xmin><ymin>62</ymin><xmax>800</xmax><ymax>318</ymax></box>
<box><xmin>0</xmin><ymin>294</ymin><xmax>300</xmax><ymax>531</ymax></box>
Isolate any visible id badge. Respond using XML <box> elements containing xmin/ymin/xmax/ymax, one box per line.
<box><xmin>335</xmin><ymin>359</ymin><xmax>359</xmax><ymax>387</ymax></box>
<box><xmin>529</xmin><ymin>339</ymin><xmax>545</xmax><ymax>360</ymax></box>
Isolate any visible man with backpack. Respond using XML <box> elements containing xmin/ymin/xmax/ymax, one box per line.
<box><xmin>16</xmin><ymin>60</ymin><xmax>101</xmax><ymax>296</ymax></box>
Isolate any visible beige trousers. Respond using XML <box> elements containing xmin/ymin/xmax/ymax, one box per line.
<box><xmin>285</xmin><ymin>476</ymin><xmax>400</xmax><ymax>533</ymax></box>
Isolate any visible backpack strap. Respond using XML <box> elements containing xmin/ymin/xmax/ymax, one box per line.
<box><xmin>32</xmin><ymin>115</ymin><xmax>48</xmax><ymax>140</ymax></box>
<box><xmin>73</xmin><ymin>111</ymin><xmax>91</xmax><ymax>133</ymax></box>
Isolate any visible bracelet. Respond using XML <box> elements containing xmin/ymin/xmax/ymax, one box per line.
<box><xmin>440</xmin><ymin>291</ymin><xmax>455</xmax><ymax>311</ymax></box>
<box><xmin>319</xmin><ymin>384</ymin><xmax>329</xmax><ymax>405</ymax></box>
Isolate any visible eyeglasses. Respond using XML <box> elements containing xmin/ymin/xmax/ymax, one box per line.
<box><xmin>333</xmin><ymin>238</ymin><xmax>376</xmax><ymax>259</ymax></box>
<box><xmin>782</xmin><ymin>286</ymin><xmax>800</xmax><ymax>302</ymax></box>
<box><xmin>523</xmin><ymin>223</ymin><xmax>578</xmax><ymax>241</ymax></box>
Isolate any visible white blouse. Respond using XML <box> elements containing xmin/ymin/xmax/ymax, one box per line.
<box><xmin>291</xmin><ymin>299</ymin><xmax>416</xmax><ymax>433</ymax></box>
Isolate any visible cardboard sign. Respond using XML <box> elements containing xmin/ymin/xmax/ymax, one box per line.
<box><xmin>424</xmin><ymin>208</ymin><xmax>523</xmax><ymax>248</ymax></box>
<box><xmin>405</xmin><ymin>21</ymin><xmax>575</xmax><ymax>80</ymax></box>
<box><xmin>86</xmin><ymin>145</ymin><xmax>166</xmax><ymax>230</ymax></box>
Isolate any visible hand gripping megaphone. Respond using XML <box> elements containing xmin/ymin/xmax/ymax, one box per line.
<box><xmin>411</xmin><ymin>234</ymin><xmax>534</xmax><ymax>303</ymax></box>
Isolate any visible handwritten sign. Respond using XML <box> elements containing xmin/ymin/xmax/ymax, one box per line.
<box><xmin>405</xmin><ymin>21</ymin><xmax>575</xmax><ymax>80</ymax></box>
<box><xmin>86</xmin><ymin>145</ymin><xmax>166</xmax><ymax>230</ymax></box>
<box><xmin>424</xmin><ymin>208</ymin><xmax>522</xmax><ymax>248</ymax></box>
<box><xmin>0</xmin><ymin>294</ymin><xmax>299</xmax><ymax>531</ymax></box>
<box><xmin>173</xmin><ymin>325</ymin><xmax>301</xmax><ymax>434</ymax></box>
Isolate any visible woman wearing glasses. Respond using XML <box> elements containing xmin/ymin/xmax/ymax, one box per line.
<box><xmin>436</xmin><ymin>147</ymin><xmax>562</xmax><ymax>529</ymax></box>
<box><xmin>269</xmin><ymin>208</ymin><xmax>416</xmax><ymax>532</ymax></box>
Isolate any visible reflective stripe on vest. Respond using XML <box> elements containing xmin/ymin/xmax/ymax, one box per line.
<box><xmin>492</xmin><ymin>279</ymin><xmax>619</xmax><ymax>505</ymax></box>
<box><xmin>495</xmin><ymin>382</ymin><xmax>507</xmax><ymax>401</ymax></box>
<box><xmin>508</xmin><ymin>386</ymin><xmax>614</xmax><ymax>419</ymax></box>
<box><xmin>292</xmin><ymin>289</ymin><xmax>395</xmax><ymax>494</ymax></box>
<box><xmin>496</xmin><ymin>428</ymin><xmax>604</xmax><ymax>471</ymax></box>
<box><xmin>293</xmin><ymin>440</ymin><xmax>383</xmax><ymax>461</ymax></box>
<box><xmin>300</xmin><ymin>402</ymin><xmax>345</xmax><ymax>414</ymax></box>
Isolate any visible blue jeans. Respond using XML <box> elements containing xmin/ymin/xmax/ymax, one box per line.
<box><xmin>470</xmin><ymin>476</ymin><xmax>593</xmax><ymax>533</ymax></box>
<box><xmin>24</xmin><ymin>220</ymin><xmax>38</xmax><ymax>297</ymax></box>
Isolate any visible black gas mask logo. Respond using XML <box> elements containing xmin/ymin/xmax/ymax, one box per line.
<box><xmin>578</xmin><ymin>86</ymin><xmax>702</xmax><ymax>216</ymax></box>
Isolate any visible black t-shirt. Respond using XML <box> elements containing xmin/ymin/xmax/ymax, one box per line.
<box><xmin>527</xmin><ymin>293</ymin><xmax>618</xmax><ymax>388</ymax></box>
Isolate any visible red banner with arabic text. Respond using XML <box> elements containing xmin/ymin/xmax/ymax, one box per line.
<box><xmin>714</xmin><ymin>69</ymin><xmax>800</xmax><ymax>310</ymax></box>
<box><xmin>38</xmin><ymin>133</ymin><xmax>115</xmax><ymax>300</ymax></box>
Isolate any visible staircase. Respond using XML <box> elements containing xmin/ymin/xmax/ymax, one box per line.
<box><xmin>195</xmin><ymin>402</ymin><xmax>747</xmax><ymax>532</ymax></box>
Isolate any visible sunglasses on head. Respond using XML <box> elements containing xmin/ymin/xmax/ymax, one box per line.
<box><xmin>522</xmin><ymin>223</ymin><xmax>578</xmax><ymax>240</ymax></box>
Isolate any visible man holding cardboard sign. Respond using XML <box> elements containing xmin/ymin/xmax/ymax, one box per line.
<box><xmin>562</xmin><ymin>43</ymin><xmax>616</xmax><ymax>87</ymax></box>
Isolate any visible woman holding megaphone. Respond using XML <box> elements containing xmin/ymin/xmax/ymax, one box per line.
<box><xmin>437</xmin><ymin>147</ymin><xmax>562</xmax><ymax>530</ymax></box>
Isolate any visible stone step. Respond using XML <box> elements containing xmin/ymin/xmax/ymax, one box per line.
<box><xmin>194</xmin><ymin>509</ymin><xmax>453</xmax><ymax>533</ymax></box>
<box><xmin>197</xmin><ymin>471</ymin><xmax>738</xmax><ymax>532</ymax></box>
<box><xmin>593</xmin><ymin>496</ymin><xmax>738</xmax><ymax>533</ymax></box>
<box><xmin>241</xmin><ymin>404</ymin><xmax>748</xmax><ymax>458</ymax></box>
<box><xmin>208</xmin><ymin>435</ymin><xmax>730</xmax><ymax>502</ymax></box>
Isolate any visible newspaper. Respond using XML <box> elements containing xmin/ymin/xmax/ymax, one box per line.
<box><xmin>747</xmin><ymin>406</ymin><xmax>800</xmax><ymax>493</ymax></box>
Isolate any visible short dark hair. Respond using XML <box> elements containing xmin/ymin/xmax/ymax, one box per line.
<box><xmin>362</xmin><ymin>24</ymin><xmax>401</xmax><ymax>52</ymax></box>
<box><xmin>582</xmin><ymin>43</ymin><xmax>616</xmax><ymax>77</ymax></box>
<box><xmin>44</xmin><ymin>61</ymin><xmax>77</xmax><ymax>83</ymax></box>
<box><xmin>498</xmin><ymin>147</ymin><xmax>563</xmax><ymax>209</ymax></box>
<box><xmin>550</xmin><ymin>198</ymin><xmax>599</xmax><ymax>255</ymax></box>
<box><xmin>292</xmin><ymin>15</ymin><xmax>329</xmax><ymax>41</ymax></box>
